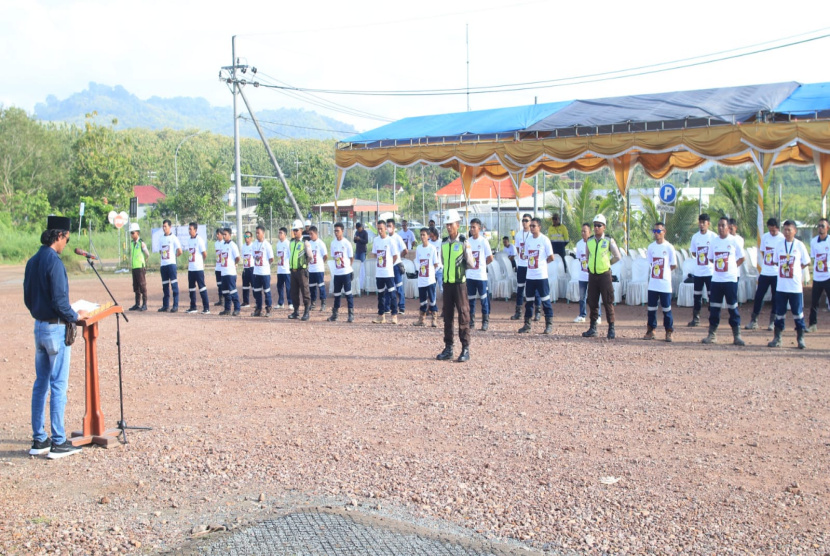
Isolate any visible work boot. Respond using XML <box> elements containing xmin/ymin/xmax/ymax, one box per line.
<box><xmin>214</xmin><ymin>300</ymin><xmax>223</xmax><ymax>306</ymax></box>
<box><xmin>436</xmin><ymin>344</ymin><xmax>453</xmax><ymax>361</ymax></box>
<box><xmin>582</xmin><ymin>321</ymin><xmax>598</xmax><ymax>337</ymax></box>
<box><xmin>768</xmin><ymin>327</ymin><xmax>783</xmax><ymax>348</ymax></box>
<box><xmin>701</xmin><ymin>325</ymin><xmax>718</xmax><ymax>344</ymax></box>
<box><xmin>412</xmin><ymin>313</ymin><xmax>425</xmax><ymax>326</ymax></box>
<box><xmin>796</xmin><ymin>328</ymin><xmax>806</xmax><ymax>349</ymax></box>
<box><xmin>665</xmin><ymin>329</ymin><xmax>674</xmax><ymax>343</ymax></box>
<box><xmin>745</xmin><ymin>314</ymin><xmax>759</xmax><ymax>330</ymax></box>
<box><xmin>806</xmin><ymin>324</ymin><xmax>817</xmax><ymax>333</ymax></box>
<box><xmin>510</xmin><ymin>306</ymin><xmax>522</xmax><ymax>320</ymax></box>
<box><xmin>327</xmin><ymin>308</ymin><xmax>338</xmax><ymax>322</ymax></box>
<box><xmin>251</xmin><ymin>309</ymin><xmax>262</xmax><ymax>317</ymax></box>
<box><xmin>372</xmin><ymin>314</ymin><xmax>387</xmax><ymax>324</ymax></box>
<box><xmin>218</xmin><ymin>310</ymin><xmax>230</xmax><ymax>316</ymax></box>
<box><xmin>431</xmin><ymin>312</ymin><xmax>438</xmax><ymax>327</ymax></box>
<box><xmin>300</xmin><ymin>307</ymin><xmax>310</xmax><ymax>321</ymax></box>
<box><xmin>139</xmin><ymin>303</ymin><xmax>147</xmax><ymax>312</ymax></box>
<box><xmin>456</xmin><ymin>347</ymin><xmax>470</xmax><ymax>363</ymax></box>
<box><xmin>157</xmin><ymin>306</ymin><xmax>169</xmax><ymax>313</ymax></box>
<box><xmin>767</xmin><ymin>312</ymin><xmax>775</xmax><ymax>331</ymax></box>
<box><xmin>310</xmin><ymin>301</ymin><xmax>317</xmax><ymax>311</ymax></box>
<box><xmin>470</xmin><ymin>317</ymin><xmax>475</xmax><ymax>330</ymax></box>
<box><xmin>518</xmin><ymin>317</ymin><xmax>532</xmax><ymax>334</ymax></box>
<box><xmin>265</xmin><ymin>306</ymin><xmax>272</xmax><ymax>317</ymax></box>
<box><xmin>534</xmin><ymin>306</ymin><xmax>541</xmax><ymax>322</ymax></box>
<box><xmin>543</xmin><ymin>316</ymin><xmax>553</xmax><ymax>335</ymax></box>
<box><xmin>347</xmin><ymin>308</ymin><xmax>354</xmax><ymax>323</ymax></box>
<box><xmin>687</xmin><ymin>310</ymin><xmax>700</xmax><ymax>327</ymax></box>
<box><xmin>607</xmin><ymin>323</ymin><xmax>616</xmax><ymax>340</ymax></box>
<box><xmin>390</xmin><ymin>314</ymin><xmax>398</xmax><ymax>325</ymax></box>
<box><xmin>129</xmin><ymin>294</ymin><xmax>141</xmax><ymax>311</ymax></box>
<box><xmin>643</xmin><ymin>326</ymin><xmax>655</xmax><ymax>340</ymax></box>
<box><xmin>481</xmin><ymin>315</ymin><xmax>490</xmax><ymax>332</ymax></box>
<box><xmin>731</xmin><ymin>324</ymin><xmax>745</xmax><ymax>346</ymax></box>
<box><xmin>320</xmin><ymin>300</ymin><xmax>326</xmax><ymax>312</ymax></box>
<box><xmin>288</xmin><ymin>309</ymin><xmax>299</xmax><ymax>319</ymax></box>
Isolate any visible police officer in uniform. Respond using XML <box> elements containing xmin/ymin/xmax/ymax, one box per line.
<box><xmin>582</xmin><ymin>214</ymin><xmax>621</xmax><ymax>339</ymax></box>
<box><xmin>436</xmin><ymin>209</ymin><xmax>477</xmax><ymax>363</ymax></box>
<box><xmin>128</xmin><ymin>222</ymin><xmax>149</xmax><ymax>311</ymax></box>
<box><xmin>287</xmin><ymin>219</ymin><xmax>314</xmax><ymax>321</ymax></box>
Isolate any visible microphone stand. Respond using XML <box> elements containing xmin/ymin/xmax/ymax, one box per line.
<box><xmin>84</xmin><ymin>256</ymin><xmax>151</xmax><ymax>444</ymax></box>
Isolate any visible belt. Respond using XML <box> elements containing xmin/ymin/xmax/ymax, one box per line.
<box><xmin>39</xmin><ymin>318</ymin><xmax>67</xmax><ymax>325</ymax></box>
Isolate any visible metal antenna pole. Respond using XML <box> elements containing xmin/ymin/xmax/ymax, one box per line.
<box><xmin>232</xmin><ymin>36</ymin><xmax>243</xmax><ymax>240</ymax></box>
<box><xmin>237</xmin><ymin>86</ymin><xmax>304</xmax><ymax>223</ymax></box>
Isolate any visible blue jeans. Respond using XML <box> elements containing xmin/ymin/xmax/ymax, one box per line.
<box><xmin>752</xmin><ymin>274</ymin><xmax>777</xmax><ymax>317</ymax></box>
<box><xmin>418</xmin><ymin>283</ymin><xmax>438</xmax><ymax>313</ymax></box>
<box><xmin>435</xmin><ymin>269</ymin><xmax>444</xmax><ymax>294</ymax></box>
<box><xmin>524</xmin><ymin>278</ymin><xmax>553</xmax><ymax>319</ymax></box>
<box><xmin>708</xmin><ymin>281</ymin><xmax>740</xmax><ymax>328</ymax></box>
<box><xmin>32</xmin><ymin>321</ymin><xmax>72</xmax><ymax>445</ymax></box>
<box><xmin>578</xmin><ymin>280</ymin><xmax>600</xmax><ymax>318</ymax></box>
<box><xmin>332</xmin><ymin>273</ymin><xmax>354</xmax><ymax>310</ymax></box>
<box><xmin>774</xmin><ymin>291</ymin><xmax>806</xmax><ymax>331</ymax></box>
<box><xmin>467</xmin><ymin>278</ymin><xmax>490</xmax><ymax>318</ymax></box>
<box><xmin>376</xmin><ymin>276</ymin><xmax>397</xmax><ymax>315</ymax></box>
<box><xmin>188</xmin><ymin>270</ymin><xmax>210</xmax><ymax>311</ymax></box>
<box><xmin>647</xmin><ymin>290</ymin><xmax>673</xmax><ymax>330</ymax></box>
<box><xmin>309</xmin><ymin>271</ymin><xmax>326</xmax><ymax>303</ymax></box>
<box><xmin>160</xmin><ymin>264</ymin><xmax>180</xmax><ymax>308</ymax></box>
<box><xmin>252</xmin><ymin>274</ymin><xmax>272</xmax><ymax>310</ymax></box>
<box><xmin>276</xmin><ymin>273</ymin><xmax>291</xmax><ymax>307</ymax></box>
<box><xmin>222</xmin><ymin>274</ymin><xmax>241</xmax><ymax>311</ymax></box>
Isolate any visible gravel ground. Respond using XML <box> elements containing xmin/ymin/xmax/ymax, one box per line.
<box><xmin>1</xmin><ymin>267</ymin><xmax>829</xmax><ymax>555</ymax></box>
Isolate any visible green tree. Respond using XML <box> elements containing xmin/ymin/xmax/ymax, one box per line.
<box><xmin>70</xmin><ymin>113</ymin><xmax>138</xmax><ymax>209</ymax></box>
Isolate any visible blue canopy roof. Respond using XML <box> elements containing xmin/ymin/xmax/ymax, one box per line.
<box><xmin>343</xmin><ymin>82</ymin><xmax>829</xmax><ymax>146</ymax></box>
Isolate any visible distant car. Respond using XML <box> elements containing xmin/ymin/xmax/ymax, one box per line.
<box><xmin>407</xmin><ymin>220</ymin><xmax>424</xmax><ymax>229</ymax></box>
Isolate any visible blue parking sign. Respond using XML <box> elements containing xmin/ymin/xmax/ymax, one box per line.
<box><xmin>659</xmin><ymin>183</ymin><xmax>677</xmax><ymax>204</ymax></box>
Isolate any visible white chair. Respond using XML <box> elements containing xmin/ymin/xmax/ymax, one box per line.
<box><xmin>566</xmin><ymin>257</ymin><xmax>582</xmax><ymax>302</ymax></box>
<box><xmin>676</xmin><ymin>258</ymin><xmax>698</xmax><ymax>307</ymax></box>
<box><xmin>546</xmin><ymin>261</ymin><xmax>560</xmax><ymax>301</ymax></box>
<box><xmin>364</xmin><ymin>258</ymin><xmax>377</xmax><ymax>293</ymax></box>
<box><xmin>610</xmin><ymin>261</ymin><xmax>623</xmax><ymax>304</ymax></box>
<box><xmin>351</xmin><ymin>259</ymin><xmax>362</xmax><ymax>297</ymax></box>
<box><xmin>494</xmin><ymin>253</ymin><xmax>518</xmax><ymax>296</ymax></box>
<box><xmin>638</xmin><ymin>247</ymin><xmax>647</xmax><ymax>258</ymax></box>
<box><xmin>555</xmin><ymin>255</ymin><xmax>569</xmax><ymax>300</ymax></box>
<box><xmin>487</xmin><ymin>260</ymin><xmax>512</xmax><ymax>301</ymax></box>
<box><xmin>402</xmin><ymin>258</ymin><xmax>418</xmax><ymax>299</ymax></box>
<box><xmin>327</xmin><ymin>260</ymin><xmax>337</xmax><ymax>294</ymax></box>
<box><xmin>625</xmin><ymin>257</ymin><xmax>650</xmax><ymax>305</ymax></box>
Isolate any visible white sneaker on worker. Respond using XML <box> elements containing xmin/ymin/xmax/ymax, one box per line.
<box><xmin>573</xmin><ymin>316</ymin><xmax>585</xmax><ymax>323</ymax></box>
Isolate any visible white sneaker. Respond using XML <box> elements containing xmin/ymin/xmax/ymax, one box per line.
<box><xmin>597</xmin><ymin>317</ymin><xmax>602</xmax><ymax>325</ymax></box>
<box><xmin>573</xmin><ymin>316</ymin><xmax>586</xmax><ymax>323</ymax></box>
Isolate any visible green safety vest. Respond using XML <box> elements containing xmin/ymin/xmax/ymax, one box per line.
<box><xmin>131</xmin><ymin>239</ymin><xmax>146</xmax><ymax>269</ymax></box>
<box><xmin>442</xmin><ymin>239</ymin><xmax>466</xmax><ymax>284</ymax></box>
<box><xmin>587</xmin><ymin>236</ymin><xmax>612</xmax><ymax>274</ymax></box>
<box><xmin>289</xmin><ymin>239</ymin><xmax>307</xmax><ymax>270</ymax></box>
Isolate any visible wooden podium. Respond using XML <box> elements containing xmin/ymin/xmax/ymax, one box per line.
<box><xmin>70</xmin><ymin>303</ymin><xmax>123</xmax><ymax>448</ymax></box>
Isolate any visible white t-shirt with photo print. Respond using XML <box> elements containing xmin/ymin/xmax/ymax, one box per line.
<box><xmin>329</xmin><ymin>238</ymin><xmax>354</xmax><ymax>276</ymax></box>
<box><xmin>775</xmin><ymin>239</ymin><xmax>810</xmax><ymax>294</ymax></box>
<box><xmin>252</xmin><ymin>240</ymin><xmax>274</xmax><ymax>276</ymax></box>
<box><xmin>464</xmin><ymin>236</ymin><xmax>492</xmax><ymax>281</ymax></box>
<box><xmin>646</xmin><ymin>240</ymin><xmax>678</xmax><ymax>294</ymax></box>
<box><xmin>307</xmin><ymin>239</ymin><xmax>328</xmax><ymax>273</ymax></box>
<box><xmin>372</xmin><ymin>236</ymin><xmax>399</xmax><ymax>279</ymax></box>
<box><xmin>524</xmin><ymin>234</ymin><xmax>553</xmax><ymax>280</ymax></box>
<box><xmin>416</xmin><ymin>243</ymin><xmax>439</xmax><ymax>287</ymax></box>
<box><xmin>186</xmin><ymin>236</ymin><xmax>206</xmax><ymax>272</ymax></box>
<box><xmin>707</xmin><ymin>235</ymin><xmax>745</xmax><ymax>284</ymax></box>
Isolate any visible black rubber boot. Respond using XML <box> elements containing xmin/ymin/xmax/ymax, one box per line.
<box><xmin>687</xmin><ymin>310</ymin><xmax>700</xmax><ymax>327</ymax></box>
<box><xmin>320</xmin><ymin>300</ymin><xmax>326</xmax><ymax>312</ymax></box>
<box><xmin>797</xmin><ymin>328</ymin><xmax>806</xmax><ymax>349</ymax></box>
<box><xmin>543</xmin><ymin>316</ymin><xmax>553</xmax><ymax>335</ymax></box>
<box><xmin>456</xmin><ymin>347</ymin><xmax>470</xmax><ymax>363</ymax></box>
<box><xmin>347</xmin><ymin>308</ymin><xmax>354</xmax><ymax>323</ymax></box>
<box><xmin>252</xmin><ymin>309</ymin><xmax>262</xmax><ymax>317</ymax></box>
<box><xmin>288</xmin><ymin>309</ymin><xmax>299</xmax><ymax>319</ymax></box>
<box><xmin>767</xmin><ymin>312</ymin><xmax>775</xmax><ymax>331</ymax></box>
<box><xmin>518</xmin><ymin>317</ymin><xmax>532</xmax><ymax>334</ymax></box>
<box><xmin>607</xmin><ymin>323</ymin><xmax>616</xmax><ymax>340</ymax></box>
<box><xmin>481</xmin><ymin>315</ymin><xmax>489</xmax><ymax>332</ymax></box>
<box><xmin>768</xmin><ymin>327</ymin><xmax>782</xmax><ymax>348</ymax></box>
<box><xmin>701</xmin><ymin>325</ymin><xmax>718</xmax><ymax>344</ymax></box>
<box><xmin>128</xmin><ymin>293</ymin><xmax>141</xmax><ymax>311</ymax></box>
<box><xmin>327</xmin><ymin>308</ymin><xmax>338</xmax><ymax>322</ymax></box>
<box><xmin>470</xmin><ymin>317</ymin><xmax>475</xmax><ymax>330</ymax></box>
<box><xmin>436</xmin><ymin>344</ymin><xmax>453</xmax><ymax>361</ymax></box>
<box><xmin>582</xmin><ymin>320</ymin><xmax>598</xmax><ymax>337</ymax></box>
<box><xmin>744</xmin><ymin>313</ymin><xmax>759</xmax><ymax>330</ymax></box>
<box><xmin>510</xmin><ymin>306</ymin><xmax>522</xmax><ymax>320</ymax></box>
<box><xmin>731</xmin><ymin>324</ymin><xmax>745</xmax><ymax>346</ymax></box>
<box><xmin>300</xmin><ymin>307</ymin><xmax>310</xmax><ymax>321</ymax></box>
<box><xmin>533</xmin><ymin>306</ymin><xmax>541</xmax><ymax>322</ymax></box>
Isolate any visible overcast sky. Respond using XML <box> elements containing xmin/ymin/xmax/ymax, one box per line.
<box><xmin>3</xmin><ymin>0</ymin><xmax>828</xmax><ymax>134</ymax></box>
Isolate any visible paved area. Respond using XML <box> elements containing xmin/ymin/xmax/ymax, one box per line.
<box><xmin>188</xmin><ymin>508</ymin><xmax>549</xmax><ymax>556</ymax></box>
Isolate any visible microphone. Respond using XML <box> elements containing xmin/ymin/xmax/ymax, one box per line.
<box><xmin>74</xmin><ymin>247</ymin><xmax>98</xmax><ymax>260</ymax></box>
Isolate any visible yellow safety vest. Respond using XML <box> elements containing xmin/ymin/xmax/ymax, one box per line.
<box><xmin>131</xmin><ymin>239</ymin><xmax>146</xmax><ymax>269</ymax></box>
<box><xmin>587</xmin><ymin>236</ymin><xmax>612</xmax><ymax>274</ymax></box>
<box><xmin>289</xmin><ymin>239</ymin><xmax>307</xmax><ymax>270</ymax></box>
<box><xmin>442</xmin><ymin>239</ymin><xmax>466</xmax><ymax>284</ymax></box>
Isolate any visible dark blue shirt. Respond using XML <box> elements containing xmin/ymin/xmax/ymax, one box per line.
<box><xmin>353</xmin><ymin>230</ymin><xmax>369</xmax><ymax>255</ymax></box>
<box><xmin>23</xmin><ymin>246</ymin><xmax>79</xmax><ymax>323</ymax></box>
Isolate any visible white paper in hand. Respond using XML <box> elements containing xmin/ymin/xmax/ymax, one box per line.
<box><xmin>71</xmin><ymin>299</ymin><xmax>100</xmax><ymax>313</ymax></box>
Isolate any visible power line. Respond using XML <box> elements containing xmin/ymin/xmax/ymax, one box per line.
<box><xmin>252</xmin><ymin>30</ymin><xmax>830</xmax><ymax>97</ymax></box>
<box><xmin>238</xmin><ymin>115</ymin><xmax>354</xmax><ymax>135</ymax></box>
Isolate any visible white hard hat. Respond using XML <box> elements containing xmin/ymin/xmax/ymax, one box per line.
<box><xmin>592</xmin><ymin>214</ymin><xmax>607</xmax><ymax>226</ymax></box>
<box><xmin>444</xmin><ymin>209</ymin><xmax>462</xmax><ymax>224</ymax></box>
<box><xmin>304</xmin><ymin>219</ymin><xmax>311</xmax><ymax>227</ymax></box>
<box><xmin>292</xmin><ymin>219</ymin><xmax>304</xmax><ymax>230</ymax></box>
<box><xmin>129</xmin><ymin>222</ymin><xmax>140</xmax><ymax>232</ymax></box>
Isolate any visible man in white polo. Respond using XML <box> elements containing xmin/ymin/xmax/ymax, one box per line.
<box><xmin>746</xmin><ymin>218</ymin><xmax>784</xmax><ymax>331</ymax></box>
<box><xmin>768</xmin><ymin>220</ymin><xmax>810</xmax><ymax>349</ymax></box>
<box><xmin>327</xmin><ymin>222</ymin><xmax>355</xmax><ymax>323</ymax></box>
<box><xmin>687</xmin><ymin>213</ymin><xmax>717</xmax><ymax>327</ymax></box>
<box><xmin>701</xmin><ymin>217</ymin><xmax>746</xmax><ymax>346</ymax></box>
<box><xmin>518</xmin><ymin>217</ymin><xmax>555</xmax><ymax>335</ymax></box>
<box><xmin>251</xmin><ymin>225</ymin><xmax>274</xmax><ymax>317</ymax></box>
<box><xmin>465</xmin><ymin>218</ymin><xmax>493</xmax><ymax>331</ymax></box>
<box><xmin>643</xmin><ymin>222</ymin><xmax>677</xmax><ymax>342</ymax></box>
<box><xmin>184</xmin><ymin>222</ymin><xmax>210</xmax><ymax>314</ymax></box>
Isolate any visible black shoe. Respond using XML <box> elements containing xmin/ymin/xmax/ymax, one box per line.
<box><xmin>456</xmin><ymin>347</ymin><xmax>470</xmax><ymax>363</ymax></box>
<box><xmin>218</xmin><ymin>310</ymin><xmax>230</xmax><ymax>316</ymax></box>
<box><xmin>320</xmin><ymin>301</ymin><xmax>327</xmax><ymax>312</ymax></box>
<box><xmin>265</xmin><ymin>306</ymin><xmax>272</xmax><ymax>317</ymax></box>
<box><xmin>347</xmin><ymin>309</ymin><xmax>354</xmax><ymax>323</ymax></box>
<box><xmin>481</xmin><ymin>318</ymin><xmax>489</xmax><ymax>332</ymax></box>
<box><xmin>288</xmin><ymin>311</ymin><xmax>299</xmax><ymax>319</ymax></box>
<box><xmin>139</xmin><ymin>305</ymin><xmax>147</xmax><ymax>312</ymax></box>
<box><xmin>510</xmin><ymin>307</ymin><xmax>522</xmax><ymax>320</ymax></box>
<box><xmin>300</xmin><ymin>309</ymin><xmax>310</xmax><ymax>321</ymax></box>
<box><xmin>582</xmin><ymin>322</ymin><xmax>598</xmax><ymax>338</ymax></box>
<box><xmin>252</xmin><ymin>309</ymin><xmax>262</xmax><ymax>317</ymax></box>
<box><xmin>310</xmin><ymin>302</ymin><xmax>317</xmax><ymax>311</ymax></box>
<box><xmin>436</xmin><ymin>345</ymin><xmax>453</xmax><ymax>361</ymax></box>
<box><xmin>607</xmin><ymin>323</ymin><xmax>616</xmax><ymax>340</ymax></box>
<box><xmin>47</xmin><ymin>440</ymin><xmax>81</xmax><ymax>459</ymax></box>
<box><xmin>231</xmin><ymin>310</ymin><xmax>240</xmax><ymax>316</ymax></box>
<box><xmin>200</xmin><ymin>308</ymin><xmax>211</xmax><ymax>315</ymax></box>
<box><xmin>533</xmin><ymin>308</ymin><xmax>541</xmax><ymax>322</ymax></box>
<box><xmin>214</xmin><ymin>301</ymin><xmax>223</xmax><ymax>306</ymax></box>
<box><xmin>29</xmin><ymin>438</ymin><xmax>51</xmax><ymax>455</ymax></box>
<box><xmin>128</xmin><ymin>304</ymin><xmax>140</xmax><ymax>311</ymax></box>
<box><xmin>327</xmin><ymin>310</ymin><xmax>338</xmax><ymax>322</ymax></box>
<box><xmin>169</xmin><ymin>306</ymin><xmax>178</xmax><ymax>313</ymax></box>
<box><xmin>185</xmin><ymin>307</ymin><xmax>198</xmax><ymax>314</ymax></box>
<box><xmin>399</xmin><ymin>309</ymin><xmax>406</xmax><ymax>315</ymax></box>
<box><xmin>240</xmin><ymin>303</ymin><xmax>251</xmax><ymax>309</ymax></box>
<box><xmin>518</xmin><ymin>319</ymin><xmax>532</xmax><ymax>333</ymax></box>
<box><xmin>157</xmin><ymin>307</ymin><xmax>169</xmax><ymax>313</ymax></box>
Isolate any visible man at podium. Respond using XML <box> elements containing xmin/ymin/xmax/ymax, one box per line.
<box><xmin>23</xmin><ymin>215</ymin><xmax>89</xmax><ymax>459</ymax></box>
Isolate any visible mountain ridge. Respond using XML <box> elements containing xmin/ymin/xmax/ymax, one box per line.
<box><xmin>33</xmin><ymin>82</ymin><xmax>356</xmax><ymax>140</ymax></box>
